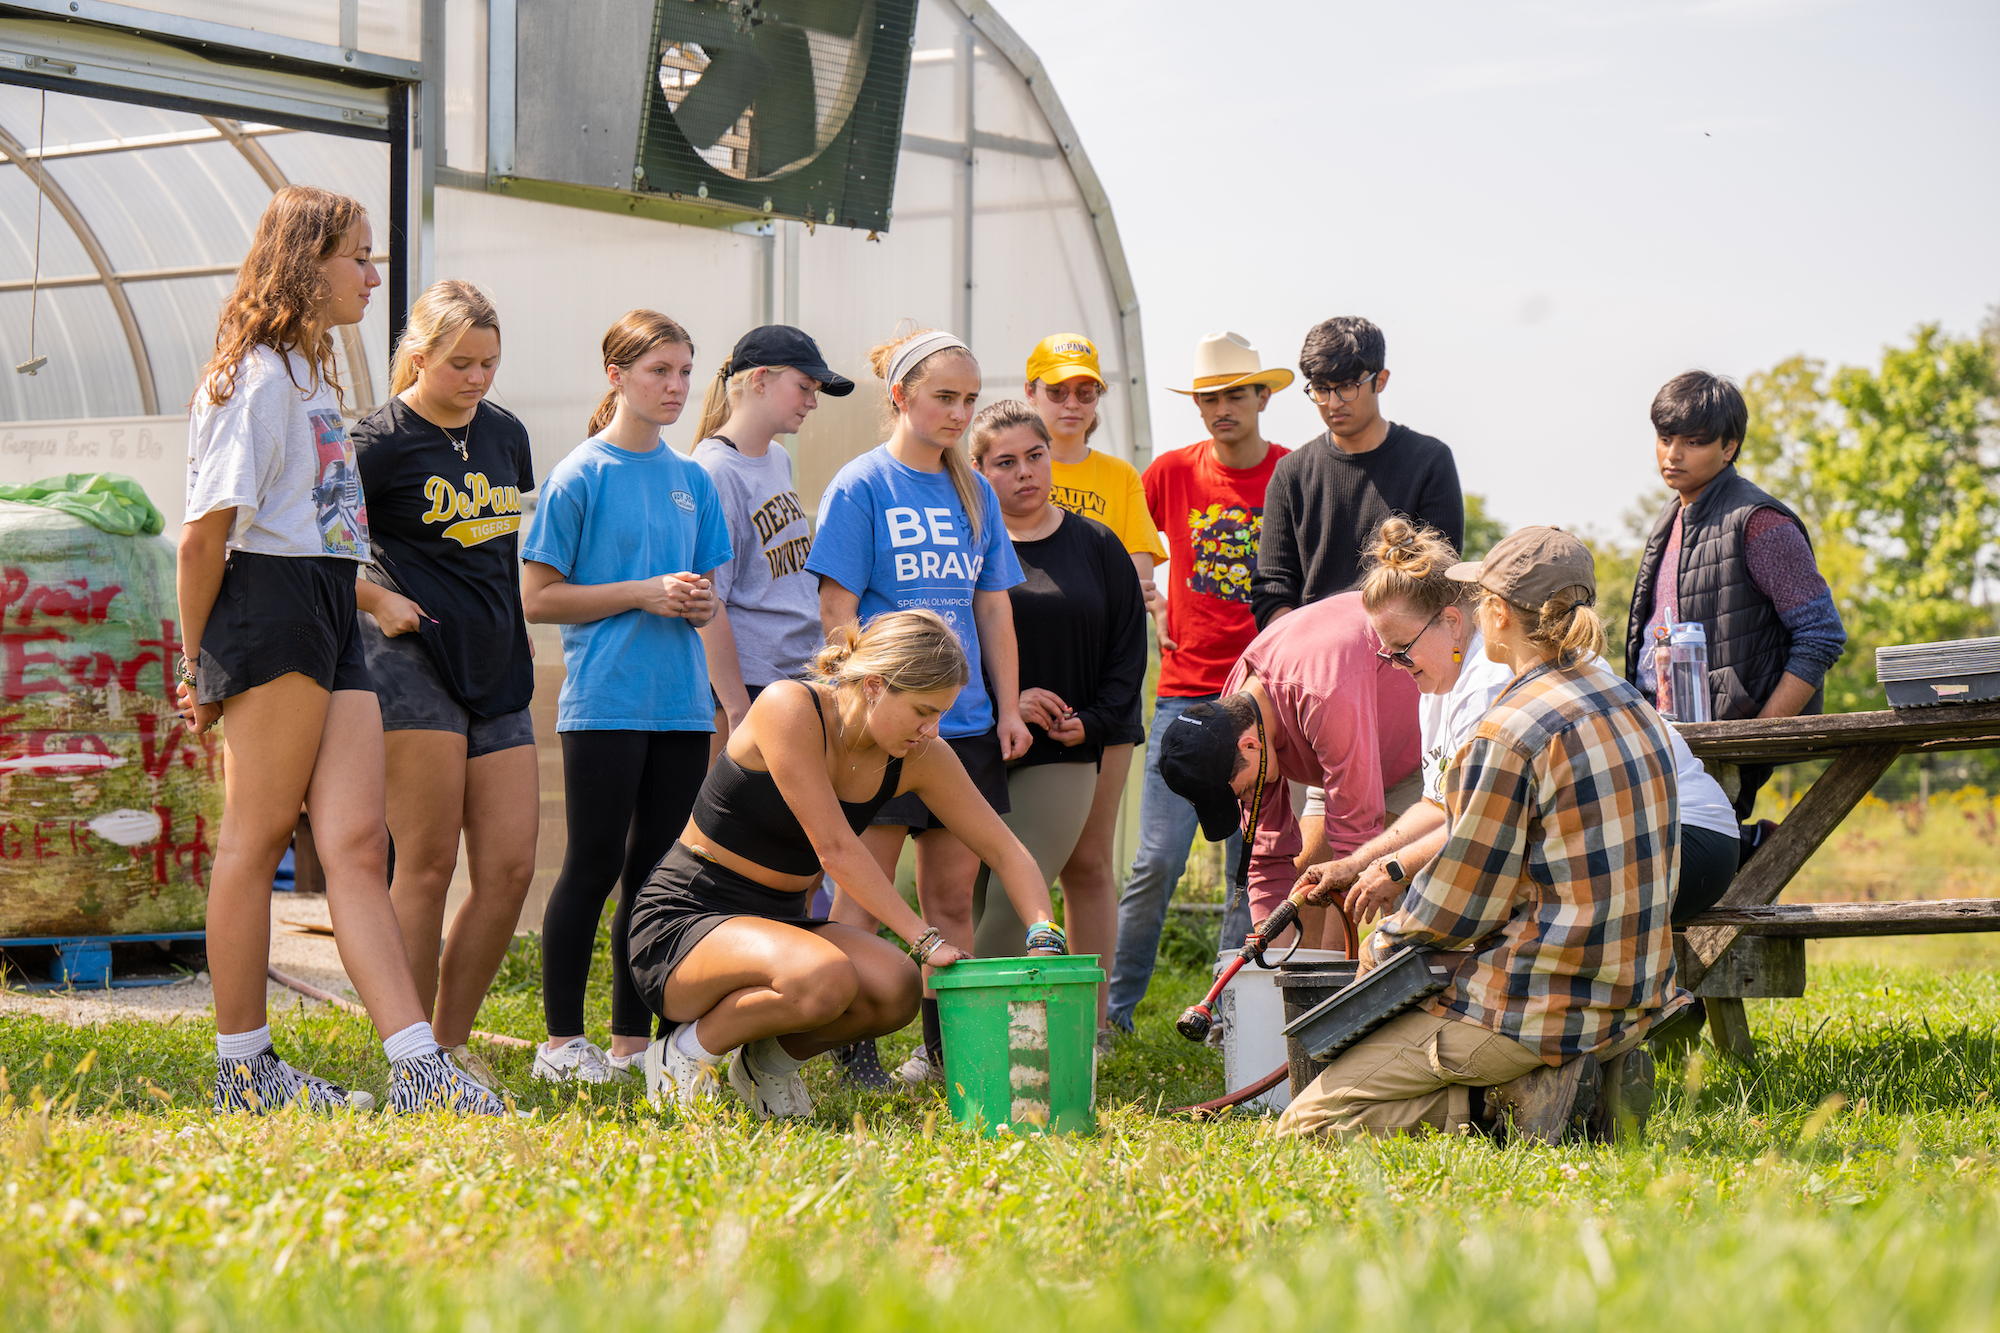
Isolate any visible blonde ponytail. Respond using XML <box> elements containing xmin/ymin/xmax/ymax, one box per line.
<box><xmin>813</xmin><ymin>609</ymin><xmax>970</xmax><ymax>695</ymax></box>
<box><xmin>1487</xmin><ymin>585</ymin><xmax>1607</xmax><ymax>664</ymax></box>
<box><xmin>590</xmin><ymin>309</ymin><xmax>694</xmax><ymax>437</ymax></box>
<box><xmin>695</xmin><ymin>365</ymin><xmax>754</xmax><ymax>442</ymax></box>
<box><xmin>868</xmin><ymin>327</ymin><xmax>984</xmax><ymax>541</ymax></box>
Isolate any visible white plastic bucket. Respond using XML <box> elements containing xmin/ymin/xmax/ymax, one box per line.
<box><xmin>1214</xmin><ymin>947</ymin><xmax>1349</xmax><ymax>1111</ymax></box>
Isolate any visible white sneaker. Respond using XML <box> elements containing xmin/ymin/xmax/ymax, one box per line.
<box><xmin>728</xmin><ymin>1038</ymin><xmax>814</xmax><ymax>1120</ymax></box>
<box><xmin>532</xmin><ymin>1037</ymin><xmax>615</xmax><ymax>1085</ymax></box>
<box><xmin>602</xmin><ymin>1049</ymin><xmax>642</xmax><ymax>1081</ymax></box>
<box><xmin>895</xmin><ymin>1046</ymin><xmax>944</xmax><ymax>1086</ymax></box>
<box><xmin>644</xmin><ymin>1031</ymin><xmax>724</xmax><ymax>1110</ymax></box>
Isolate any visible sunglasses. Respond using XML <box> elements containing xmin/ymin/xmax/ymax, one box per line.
<box><xmin>1039</xmin><ymin>380</ymin><xmax>1101</xmax><ymax>405</ymax></box>
<box><xmin>1376</xmin><ymin>610</ymin><xmax>1443</xmax><ymax>669</ymax></box>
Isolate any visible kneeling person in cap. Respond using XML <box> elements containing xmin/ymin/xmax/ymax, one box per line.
<box><xmin>1276</xmin><ymin>528</ymin><xmax>1692</xmax><ymax>1144</ymax></box>
<box><xmin>1156</xmin><ymin>591</ymin><xmax>1423</xmax><ymax>951</ymax></box>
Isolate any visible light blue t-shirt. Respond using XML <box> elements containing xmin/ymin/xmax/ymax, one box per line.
<box><xmin>806</xmin><ymin>445</ymin><xmax>1023</xmax><ymax>737</ymax></box>
<box><xmin>521</xmin><ymin>437</ymin><xmax>733</xmax><ymax>732</ymax></box>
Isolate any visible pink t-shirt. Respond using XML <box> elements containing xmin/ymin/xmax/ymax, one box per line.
<box><xmin>1223</xmin><ymin>591</ymin><xmax>1423</xmax><ymax>877</ymax></box>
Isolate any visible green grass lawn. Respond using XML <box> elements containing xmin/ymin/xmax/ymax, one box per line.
<box><xmin>4</xmin><ymin>922</ymin><xmax>2000</xmax><ymax>1331</ymax></box>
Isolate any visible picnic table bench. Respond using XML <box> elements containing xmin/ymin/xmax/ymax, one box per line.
<box><xmin>1672</xmin><ymin>700</ymin><xmax>2000</xmax><ymax>1058</ymax></box>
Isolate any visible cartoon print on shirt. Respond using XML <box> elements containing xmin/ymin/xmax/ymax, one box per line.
<box><xmin>1186</xmin><ymin>502</ymin><xmax>1260</xmax><ymax>604</ymax></box>
<box><xmin>309</xmin><ymin>408</ymin><xmax>368</xmax><ymax>556</ymax></box>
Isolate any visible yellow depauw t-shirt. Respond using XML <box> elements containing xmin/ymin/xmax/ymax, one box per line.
<box><xmin>1048</xmin><ymin>449</ymin><xmax>1167</xmax><ymax>560</ymax></box>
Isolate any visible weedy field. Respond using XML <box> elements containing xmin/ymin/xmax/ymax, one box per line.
<box><xmin>4</xmin><ymin>914</ymin><xmax>2000</xmax><ymax>1332</ymax></box>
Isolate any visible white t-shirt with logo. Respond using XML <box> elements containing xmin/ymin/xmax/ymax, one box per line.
<box><xmin>186</xmin><ymin>345</ymin><xmax>370</xmax><ymax>560</ymax></box>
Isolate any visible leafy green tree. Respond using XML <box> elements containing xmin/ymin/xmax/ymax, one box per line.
<box><xmin>1580</xmin><ymin>489</ymin><xmax>1668</xmax><ymax>678</ymax></box>
<box><xmin>1461</xmin><ymin>493</ymin><xmax>1507</xmax><ymax>559</ymax></box>
<box><xmin>1811</xmin><ymin>325</ymin><xmax>1999</xmax><ymax>676</ymax></box>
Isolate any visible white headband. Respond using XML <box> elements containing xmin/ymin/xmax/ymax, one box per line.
<box><xmin>885</xmin><ymin>331</ymin><xmax>970</xmax><ymax>391</ymax></box>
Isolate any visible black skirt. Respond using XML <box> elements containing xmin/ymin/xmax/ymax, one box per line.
<box><xmin>626</xmin><ymin>842</ymin><xmax>832</xmax><ymax>1012</ymax></box>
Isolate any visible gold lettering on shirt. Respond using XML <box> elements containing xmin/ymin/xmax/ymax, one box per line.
<box><xmin>420</xmin><ymin>472</ymin><xmax>524</xmax><ymax>546</ymax></box>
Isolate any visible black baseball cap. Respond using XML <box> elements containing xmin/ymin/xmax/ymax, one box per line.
<box><xmin>724</xmin><ymin>325</ymin><xmax>855</xmax><ymax>396</ymax></box>
<box><xmin>1156</xmin><ymin>701</ymin><xmax>1249</xmax><ymax>843</ymax></box>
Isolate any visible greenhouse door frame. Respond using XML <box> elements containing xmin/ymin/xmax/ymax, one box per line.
<box><xmin>0</xmin><ymin>0</ymin><xmax>435</xmax><ymax>350</ymax></box>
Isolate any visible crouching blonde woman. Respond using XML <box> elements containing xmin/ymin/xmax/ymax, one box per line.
<box><xmin>625</xmin><ymin>610</ymin><xmax>1062</xmax><ymax>1118</ymax></box>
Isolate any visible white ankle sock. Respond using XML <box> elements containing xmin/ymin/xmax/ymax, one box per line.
<box><xmin>748</xmin><ymin>1036</ymin><xmax>806</xmax><ymax>1075</ymax></box>
<box><xmin>382</xmin><ymin>1021</ymin><xmax>440</xmax><ymax>1065</ymax></box>
<box><xmin>216</xmin><ymin>1025</ymin><xmax>272</xmax><ymax>1061</ymax></box>
<box><xmin>675</xmin><ymin>1022</ymin><xmax>722</xmax><ymax>1063</ymax></box>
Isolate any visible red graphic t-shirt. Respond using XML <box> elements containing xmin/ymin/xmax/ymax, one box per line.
<box><xmin>1142</xmin><ymin>439</ymin><xmax>1288</xmax><ymax>697</ymax></box>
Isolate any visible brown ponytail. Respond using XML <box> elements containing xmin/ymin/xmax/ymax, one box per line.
<box><xmin>868</xmin><ymin>327</ymin><xmax>984</xmax><ymax>541</ymax></box>
<box><xmin>1483</xmin><ymin>586</ymin><xmax>1607</xmax><ymax>664</ymax></box>
<box><xmin>590</xmin><ymin>310</ymin><xmax>694</xmax><ymax>437</ymax></box>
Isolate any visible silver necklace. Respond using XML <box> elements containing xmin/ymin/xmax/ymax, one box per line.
<box><xmin>440</xmin><ymin>420</ymin><xmax>470</xmax><ymax>461</ymax></box>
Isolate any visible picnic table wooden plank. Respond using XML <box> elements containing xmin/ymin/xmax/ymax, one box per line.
<box><xmin>1686</xmin><ymin>898</ymin><xmax>2000</xmax><ymax>937</ymax></box>
<box><xmin>1675</xmin><ymin>701</ymin><xmax>2000</xmax><ymax>765</ymax></box>
<box><xmin>1676</xmin><ymin>743</ymin><xmax>1903</xmax><ymax>992</ymax></box>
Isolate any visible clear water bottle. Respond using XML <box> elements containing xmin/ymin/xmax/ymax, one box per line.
<box><xmin>1657</xmin><ymin>615</ymin><xmax>1712</xmax><ymax>723</ymax></box>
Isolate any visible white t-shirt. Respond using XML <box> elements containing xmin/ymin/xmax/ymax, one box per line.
<box><xmin>1418</xmin><ymin>630</ymin><xmax>1515</xmax><ymax>805</ymax></box>
<box><xmin>1425</xmin><ymin>642</ymin><xmax>1737</xmax><ymax>837</ymax></box>
<box><xmin>186</xmin><ymin>345</ymin><xmax>371</xmax><ymax>561</ymax></box>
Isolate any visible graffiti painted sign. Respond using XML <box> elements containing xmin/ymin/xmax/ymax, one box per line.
<box><xmin>0</xmin><ymin>503</ymin><xmax>219</xmax><ymax>937</ymax></box>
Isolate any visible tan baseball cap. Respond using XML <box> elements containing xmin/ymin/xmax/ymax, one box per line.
<box><xmin>1447</xmin><ymin>525</ymin><xmax>1597</xmax><ymax>607</ymax></box>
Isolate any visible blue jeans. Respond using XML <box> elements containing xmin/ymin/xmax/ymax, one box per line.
<box><xmin>1107</xmin><ymin>694</ymin><xmax>1244</xmax><ymax>1030</ymax></box>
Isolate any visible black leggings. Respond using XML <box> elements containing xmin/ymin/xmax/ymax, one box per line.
<box><xmin>542</xmin><ymin>730</ymin><xmax>709</xmax><ymax>1040</ymax></box>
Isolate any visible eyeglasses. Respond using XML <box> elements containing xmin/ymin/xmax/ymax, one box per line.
<box><xmin>1376</xmin><ymin>610</ymin><xmax>1443</xmax><ymax>669</ymax></box>
<box><xmin>1305</xmin><ymin>374</ymin><xmax>1379</xmax><ymax>404</ymax></box>
<box><xmin>1040</xmin><ymin>381</ymin><xmax>1101</xmax><ymax>405</ymax></box>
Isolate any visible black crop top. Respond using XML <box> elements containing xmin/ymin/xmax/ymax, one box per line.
<box><xmin>689</xmin><ymin>683</ymin><xmax>904</xmax><ymax>876</ymax></box>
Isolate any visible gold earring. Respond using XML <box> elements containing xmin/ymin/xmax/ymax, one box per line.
<box><xmin>1453</xmin><ymin>649</ymin><xmax>1462</xmax><ymax>663</ymax></box>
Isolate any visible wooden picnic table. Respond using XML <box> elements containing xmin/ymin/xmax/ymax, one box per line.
<box><xmin>1671</xmin><ymin>700</ymin><xmax>2000</xmax><ymax>1056</ymax></box>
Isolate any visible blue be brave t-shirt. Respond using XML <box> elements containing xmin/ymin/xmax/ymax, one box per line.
<box><xmin>520</xmin><ymin>436</ymin><xmax>733</xmax><ymax>732</ymax></box>
<box><xmin>806</xmin><ymin>445</ymin><xmax>1023</xmax><ymax>737</ymax></box>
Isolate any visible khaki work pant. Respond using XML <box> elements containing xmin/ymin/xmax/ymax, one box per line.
<box><xmin>970</xmin><ymin>761</ymin><xmax>1098</xmax><ymax>957</ymax></box>
<box><xmin>1275</xmin><ymin>1008</ymin><xmax>1547</xmax><ymax>1140</ymax></box>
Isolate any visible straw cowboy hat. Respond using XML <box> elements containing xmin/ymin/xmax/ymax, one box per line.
<box><xmin>1166</xmin><ymin>332</ymin><xmax>1295</xmax><ymax>396</ymax></box>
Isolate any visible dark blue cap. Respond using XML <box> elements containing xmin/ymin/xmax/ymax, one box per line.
<box><xmin>723</xmin><ymin>325</ymin><xmax>855</xmax><ymax>396</ymax></box>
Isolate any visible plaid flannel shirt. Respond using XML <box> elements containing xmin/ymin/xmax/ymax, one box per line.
<box><xmin>1366</xmin><ymin>656</ymin><xmax>1690</xmax><ymax>1064</ymax></box>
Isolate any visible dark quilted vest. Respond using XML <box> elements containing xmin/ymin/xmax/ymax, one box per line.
<box><xmin>1624</xmin><ymin>465</ymin><xmax>1821</xmax><ymax>721</ymax></box>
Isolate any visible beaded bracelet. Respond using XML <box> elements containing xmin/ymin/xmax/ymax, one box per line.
<box><xmin>1025</xmin><ymin>920</ymin><xmax>1067</xmax><ymax>954</ymax></box>
<box><xmin>176</xmin><ymin>656</ymin><xmax>197</xmax><ymax>686</ymax></box>
<box><xmin>907</xmin><ymin>926</ymin><xmax>944</xmax><ymax>964</ymax></box>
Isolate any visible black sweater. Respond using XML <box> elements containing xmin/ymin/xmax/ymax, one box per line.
<box><xmin>1251</xmin><ymin>423</ymin><xmax>1464</xmax><ymax>627</ymax></box>
<box><xmin>1008</xmin><ymin>511</ymin><xmax>1148</xmax><ymax>767</ymax></box>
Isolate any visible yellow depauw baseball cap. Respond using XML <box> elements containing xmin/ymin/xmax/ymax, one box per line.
<box><xmin>1026</xmin><ymin>332</ymin><xmax>1104</xmax><ymax>386</ymax></box>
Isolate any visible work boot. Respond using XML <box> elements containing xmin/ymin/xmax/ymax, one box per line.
<box><xmin>1646</xmin><ymin>997</ymin><xmax>1706</xmax><ymax>1055</ymax></box>
<box><xmin>1594</xmin><ymin>1046</ymin><xmax>1656</xmax><ymax>1144</ymax></box>
<box><xmin>1489</xmin><ymin>1054</ymin><xmax>1600</xmax><ymax>1145</ymax></box>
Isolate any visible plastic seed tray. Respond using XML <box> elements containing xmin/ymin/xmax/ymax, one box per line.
<box><xmin>1876</xmin><ymin>636</ymin><xmax>2000</xmax><ymax>709</ymax></box>
<box><xmin>1279</xmin><ymin>946</ymin><xmax>1454</xmax><ymax>1061</ymax></box>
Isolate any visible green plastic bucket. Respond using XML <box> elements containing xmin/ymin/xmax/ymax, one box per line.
<box><xmin>931</xmin><ymin>955</ymin><xmax>1103</xmax><ymax>1137</ymax></box>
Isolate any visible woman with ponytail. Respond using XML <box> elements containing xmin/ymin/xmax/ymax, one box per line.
<box><xmin>690</xmin><ymin>327</ymin><xmax>854</xmax><ymax>742</ymax></box>
<box><xmin>804</xmin><ymin>328</ymin><xmax>1030</xmax><ymax>1089</ymax></box>
<box><xmin>518</xmin><ymin>310</ymin><xmax>732</xmax><ymax>1085</ymax></box>
<box><xmin>350</xmin><ymin>279</ymin><xmax>537</xmax><ymax>1092</ymax></box>
<box><xmin>624</xmin><ymin>610</ymin><xmax>1057</xmax><ymax>1117</ymax></box>
<box><xmin>1304</xmin><ymin>519</ymin><xmax>1741</xmax><ymax>930</ymax></box>
<box><xmin>179</xmin><ymin>187</ymin><xmax>500</xmax><ymax>1115</ymax></box>
<box><xmin>1278</xmin><ymin>525</ymin><xmax>1689</xmax><ymax>1145</ymax></box>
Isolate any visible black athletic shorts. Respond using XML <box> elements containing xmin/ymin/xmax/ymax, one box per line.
<box><xmin>195</xmin><ymin>552</ymin><xmax>370</xmax><ymax>704</ymax></box>
<box><xmin>627</xmin><ymin>841</ymin><xmax>839</xmax><ymax>1011</ymax></box>
<box><xmin>358</xmin><ymin>612</ymin><xmax>534</xmax><ymax>758</ymax></box>
<box><xmin>870</xmin><ymin>727</ymin><xmax>1009</xmax><ymax>832</ymax></box>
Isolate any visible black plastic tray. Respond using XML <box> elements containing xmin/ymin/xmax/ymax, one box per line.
<box><xmin>1279</xmin><ymin>947</ymin><xmax>1453</xmax><ymax>1060</ymax></box>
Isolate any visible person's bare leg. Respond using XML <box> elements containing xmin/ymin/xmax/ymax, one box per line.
<box><xmin>828</xmin><ymin>824</ymin><xmax>908</xmax><ymax>931</ymax></box>
<box><xmin>305</xmin><ymin>689</ymin><xmax>427</xmax><ymax>1038</ymax></box>
<box><xmin>913</xmin><ymin>829</ymin><xmax>979</xmax><ymax>959</ymax></box>
<box><xmin>661</xmin><ymin>919</ymin><xmax>917</xmax><ymax>1057</ymax></box>
<box><xmin>382</xmin><ymin>729</ymin><xmax>470</xmax><ymax>1022</ymax></box>
<box><xmin>1056</xmin><ymin>744</ymin><xmax>1132</xmax><ymax>1025</ymax></box>
<box><xmin>207</xmin><ymin>673</ymin><xmax>333</xmax><ymax>1036</ymax></box>
<box><xmin>433</xmin><ymin>742</ymin><xmax>538</xmax><ymax>1046</ymax></box>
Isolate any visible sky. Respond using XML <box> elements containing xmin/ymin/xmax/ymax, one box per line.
<box><xmin>994</xmin><ymin>0</ymin><xmax>2000</xmax><ymax>540</ymax></box>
